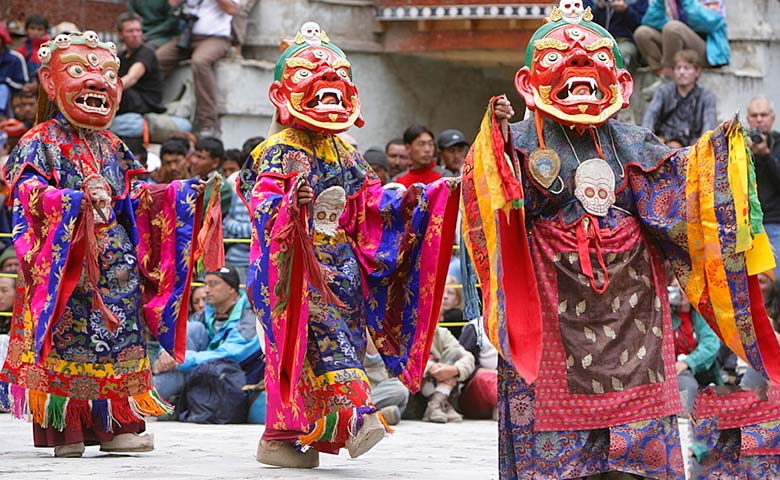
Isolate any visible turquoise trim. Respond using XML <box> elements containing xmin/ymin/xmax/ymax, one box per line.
<box><xmin>274</xmin><ymin>41</ymin><xmax>349</xmax><ymax>81</ymax></box>
<box><xmin>524</xmin><ymin>20</ymin><xmax>625</xmax><ymax>69</ymax></box>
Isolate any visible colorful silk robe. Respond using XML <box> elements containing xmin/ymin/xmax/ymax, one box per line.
<box><xmin>462</xmin><ymin>112</ymin><xmax>780</xmax><ymax>479</ymax></box>
<box><xmin>238</xmin><ymin>128</ymin><xmax>458</xmax><ymax>450</ymax></box>
<box><xmin>0</xmin><ymin>116</ymin><xmax>200</xmax><ymax>432</ymax></box>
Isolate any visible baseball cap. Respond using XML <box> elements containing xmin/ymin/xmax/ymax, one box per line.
<box><xmin>363</xmin><ymin>147</ymin><xmax>388</xmax><ymax>169</ymax></box>
<box><xmin>437</xmin><ymin>129</ymin><xmax>469</xmax><ymax>150</ymax></box>
<box><xmin>206</xmin><ymin>265</ymin><xmax>240</xmax><ymax>293</ymax></box>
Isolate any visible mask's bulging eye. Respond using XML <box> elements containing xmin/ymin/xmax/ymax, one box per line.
<box><xmin>542</xmin><ymin>52</ymin><xmax>561</xmax><ymax>67</ymax></box>
<box><xmin>293</xmin><ymin>69</ymin><xmax>311</xmax><ymax>82</ymax></box>
<box><xmin>68</xmin><ymin>64</ymin><xmax>86</xmax><ymax>77</ymax></box>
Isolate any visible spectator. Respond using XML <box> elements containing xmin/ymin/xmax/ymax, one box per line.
<box><xmin>192</xmin><ymin>136</ymin><xmax>232</xmax><ymax>217</ymax></box>
<box><xmin>634</xmin><ymin>0</ymin><xmax>729</xmax><ymax>94</ymax></box>
<box><xmin>396</xmin><ymin>125</ymin><xmax>440</xmax><ymax>188</ymax></box>
<box><xmin>17</xmin><ymin>15</ymin><xmax>49</xmax><ymax>78</ymax></box>
<box><xmin>746</xmin><ymin>96</ymin><xmax>780</xmax><ymax>278</ymax></box>
<box><xmin>51</xmin><ymin>22</ymin><xmax>79</xmax><ymax>36</ymax></box>
<box><xmin>436</xmin><ymin>129</ymin><xmax>469</xmax><ymax>177</ymax></box>
<box><xmin>157</xmin><ymin>0</ymin><xmax>239</xmax><ymax>139</ymax></box>
<box><xmin>0</xmin><ymin>276</ymin><xmax>14</xmax><ymax>313</ymax></box>
<box><xmin>221</xmin><ymin>148</ymin><xmax>242</xmax><ymax>177</ymax></box>
<box><xmin>129</xmin><ymin>0</ymin><xmax>179</xmax><ymax>49</ymax></box>
<box><xmin>189</xmin><ymin>285</ymin><xmax>206</xmax><ymax>316</ymax></box>
<box><xmin>152</xmin><ymin>265</ymin><xmax>262</xmax><ymax>403</ymax></box>
<box><xmin>363</xmin><ymin>147</ymin><xmax>390</xmax><ymax>185</ymax></box>
<box><xmin>668</xmin><ymin>277</ymin><xmax>722</xmax><ymax>413</ymax></box>
<box><xmin>417</xmin><ymin>325</ymin><xmax>475</xmax><ymax>423</ymax></box>
<box><xmin>159</xmin><ymin>137</ymin><xmax>191</xmax><ymax>182</ymax></box>
<box><xmin>116</xmin><ymin>12</ymin><xmax>166</xmax><ymax>115</ymax></box>
<box><xmin>458</xmin><ymin>317</ymin><xmax>499</xmax><ymax>420</ymax></box>
<box><xmin>385</xmin><ymin>138</ymin><xmax>409</xmax><ymax>179</ymax></box>
<box><xmin>10</xmin><ymin>89</ymin><xmax>36</xmax><ymax>129</ymax></box>
<box><xmin>0</xmin><ymin>22</ymin><xmax>28</xmax><ymax>118</ymax></box>
<box><xmin>364</xmin><ymin>332</ymin><xmax>408</xmax><ymax>426</ymax></box>
<box><xmin>584</xmin><ymin>0</ymin><xmax>648</xmax><ymax>69</ymax></box>
<box><xmin>641</xmin><ymin>49</ymin><xmax>716</xmax><ymax>147</ymax></box>
<box><xmin>0</xmin><ymin>246</ymin><xmax>19</xmax><ymax>273</ymax></box>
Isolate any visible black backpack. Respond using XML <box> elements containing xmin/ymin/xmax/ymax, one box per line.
<box><xmin>177</xmin><ymin>359</ymin><xmax>248</xmax><ymax>424</ymax></box>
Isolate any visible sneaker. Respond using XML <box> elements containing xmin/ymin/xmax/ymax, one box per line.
<box><xmin>256</xmin><ymin>440</ymin><xmax>319</xmax><ymax>468</ymax></box>
<box><xmin>346</xmin><ymin>412</ymin><xmax>386</xmax><ymax>459</ymax></box>
<box><xmin>99</xmin><ymin>433</ymin><xmax>154</xmax><ymax>453</ymax></box>
<box><xmin>442</xmin><ymin>400</ymin><xmax>463</xmax><ymax>423</ymax></box>
<box><xmin>379</xmin><ymin>405</ymin><xmax>401</xmax><ymax>426</ymax></box>
<box><xmin>422</xmin><ymin>398</ymin><xmax>448</xmax><ymax>424</ymax></box>
<box><xmin>54</xmin><ymin>442</ymin><xmax>85</xmax><ymax>458</ymax></box>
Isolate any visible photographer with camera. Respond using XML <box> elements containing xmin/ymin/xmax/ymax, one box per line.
<box><xmin>747</xmin><ymin>96</ymin><xmax>780</xmax><ymax>278</ymax></box>
<box><xmin>156</xmin><ymin>0</ymin><xmax>239</xmax><ymax>140</ymax></box>
<box><xmin>584</xmin><ymin>0</ymin><xmax>648</xmax><ymax>69</ymax></box>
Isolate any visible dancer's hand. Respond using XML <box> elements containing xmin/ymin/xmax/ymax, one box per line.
<box><xmin>192</xmin><ymin>179</ymin><xmax>207</xmax><ymax>196</ymax></box>
<box><xmin>153</xmin><ymin>350</ymin><xmax>177</xmax><ymax>374</ymax></box>
<box><xmin>297</xmin><ymin>184</ymin><xmax>314</xmax><ymax>205</ymax></box>
<box><xmin>445</xmin><ymin>176</ymin><xmax>461</xmax><ymax>191</ymax></box>
<box><xmin>493</xmin><ymin>95</ymin><xmax>515</xmax><ymax>142</ymax></box>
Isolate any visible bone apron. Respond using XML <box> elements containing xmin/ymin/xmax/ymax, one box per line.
<box><xmin>461</xmin><ymin>5</ymin><xmax>780</xmax><ymax>479</ymax></box>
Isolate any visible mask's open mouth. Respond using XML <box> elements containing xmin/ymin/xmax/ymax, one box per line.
<box><xmin>557</xmin><ymin>77</ymin><xmax>605</xmax><ymax>102</ymax></box>
<box><xmin>307</xmin><ymin>88</ymin><xmax>344</xmax><ymax>111</ymax></box>
<box><xmin>75</xmin><ymin>92</ymin><xmax>110</xmax><ymax>114</ymax></box>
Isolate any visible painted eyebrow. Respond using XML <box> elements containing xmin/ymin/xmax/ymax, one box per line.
<box><xmin>102</xmin><ymin>59</ymin><xmax>119</xmax><ymax>69</ymax></box>
<box><xmin>58</xmin><ymin>53</ymin><xmax>90</xmax><ymax>65</ymax></box>
<box><xmin>332</xmin><ymin>58</ymin><xmax>351</xmax><ymax>69</ymax></box>
<box><xmin>586</xmin><ymin>38</ymin><xmax>614</xmax><ymax>51</ymax></box>
<box><xmin>534</xmin><ymin>38</ymin><xmax>569</xmax><ymax>51</ymax></box>
<box><xmin>285</xmin><ymin>57</ymin><xmax>317</xmax><ymax>70</ymax></box>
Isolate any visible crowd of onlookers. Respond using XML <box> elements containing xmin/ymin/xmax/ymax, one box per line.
<box><xmin>1</xmin><ymin>0</ymin><xmax>779</xmax><ymax>428</ymax></box>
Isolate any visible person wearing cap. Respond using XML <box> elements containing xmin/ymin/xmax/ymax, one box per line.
<box><xmin>0</xmin><ymin>21</ymin><xmax>28</xmax><ymax>118</ymax></box>
<box><xmin>436</xmin><ymin>129</ymin><xmax>470</xmax><ymax>177</ymax></box>
<box><xmin>363</xmin><ymin>147</ymin><xmax>390</xmax><ymax>185</ymax></box>
<box><xmin>152</xmin><ymin>264</ymin><xmax>263</xmax><ymax>405</ymax></box>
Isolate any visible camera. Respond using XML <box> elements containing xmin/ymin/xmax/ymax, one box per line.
<box><xmin>176</xmin><ymin>10</ymin><xmax>199</xmax><ymax>50</ymax></box>
<box><xmin>747</xmin><ymin>128</ymin><xmax>765</xmax><ymax>145</ymax></box>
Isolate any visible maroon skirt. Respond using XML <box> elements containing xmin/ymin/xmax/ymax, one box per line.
<box><xmin>33</xmin><ymin>420</ymin><xmax>145</xmax><ymax>447</ymax></box>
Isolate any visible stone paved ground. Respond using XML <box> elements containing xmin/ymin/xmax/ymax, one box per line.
<box><xmin>0</xmin><ymin>414</ymin><xmax>498</xmax><ymax>480</ymax></box>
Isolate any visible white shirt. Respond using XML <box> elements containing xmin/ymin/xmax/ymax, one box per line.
<box><xmin>187</xmin><ymin>0</ymin><xmax>238</xmax><ymax>38</ymax></box>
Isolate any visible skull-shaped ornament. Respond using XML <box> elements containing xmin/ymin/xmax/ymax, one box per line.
<box><xmin>300</xmin><ymin>22</ymin><xmax>322</xmax><ymax>46</ymax></box>
<box><xmin>574</xmin><ymin>158</ymin><xmax>615</xmax><ymax>217</ymax></box>
<box><xmin>559</xmin><ymin>0</ymin><xmax>584</xmax><ymax>23</ymax></box>
<box><xmin>83</xmin><ymin>30</ymin><xmax>99</xmax><ymax>48</ymax></box>
<box><xmin>313</xmin><ymin>186</ymin><xmax>346</xmax><ymax>236</ymax></box>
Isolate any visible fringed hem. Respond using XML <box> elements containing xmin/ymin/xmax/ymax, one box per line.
<box><xmin>296</xmin><ymin>406</ymin><xmax>392</xmax><ymax>451</ymax></box>
<box><xmin>0</xmin><ymin>382</ymin><xmax>172</xmax><ymax>432</ymax></box>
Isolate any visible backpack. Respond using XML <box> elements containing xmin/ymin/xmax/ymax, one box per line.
<box><xmin>178</xmin><ymin>359</ymin><xmax>248</xmax><ymax>424</ymax></box>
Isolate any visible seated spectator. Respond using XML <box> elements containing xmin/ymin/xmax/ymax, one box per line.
<box><xmin>363</xmin><ymin>332</ymin><xmax>408</xmax><ymax>426</ymax></box>
<box><xmin>458</xmin><ymin>317</ymin><xmax>498</xmax><ymax>420</ymax></box>
<box><xmin>0</xmin><ymin>22</ymin><xmax>28</xmax><ymax>118</ymax></box>
<box><xmin>641</xmin><ymin>49</ymin><xmax>716</xmax><ymax>147</ymax></box>
<box><xmin>396</xmin><ymin>125</ymin><xmax>440</xmax><ymax>188</ymax></box>
<box><xmin>10</xmin><ymin>89</ymin><xmax>36</xmax><ymax>129</ymax></box>
<box><xmin>1</xmin><ymin>118</ymin><xmax>27</xmax><ymax>152</ymax></box>
<box><xmin>417</xmin><ymin>325</ymin><xmax>475</xmax><ymax>423</ymax></box>
<box><xmin>634</xmin><ymin>0</ymin><xmax>729</xmax><ymax>94</ymax></box>
<box><xmin>129</xmin><ymin>0</ymin><xmax>179</xmax><ymax>49</ymax></box>
<box><xmin>363</xmin><ymin>147</ymin><xmax>390</xmax><ymax>185</ymax></box>
<box><xmin>221</xmin><ymin>148</ymin><xmax>242</xmax><ymax>177</ymax></box>
<box><xmin>584</xmin><ymin>0</ymin><xmax>648</xmax><ymax>69</ymax></box>
<box><xmin>17</xmin><ymin>15</ymin><xmax>49</xmax><ymax>78</ymax></box>
<box><xmin>116</xmin><ymin>12</ymin><xmax>166</xmax><ymax>116</ymax></box>
<box><xmin>189</xmin><ymin>285</ymin><xmax>206</xmax><ymax>316</ymax></box>
<box><xmin>741</xmin><ymin>269</ymin><xmax>780</xmax><ymax>387</ymax></box>
<box><xmin>158</xmin><ymin>137</ymin><xmax>191</xmax><ymax>182</ymax></box>
<box><xmin>0</xmin><ymin>246</ymin><xmax>19</xmax><ymax>273</ymax></box>
<box><xmin>668</xmin><ymin>277</ymin><xmax>722</xmax><ymax>413</ymax></box>
<box><xmin>436</xmin><ymin>129</ymin><xmax>469</xmax><ymax>177</ymax></box>
<box><xmin>191</xmin><ymin>136</ymin><xmax>232</xmax><ymax>217</ymax></box>
<box><xmin>152</xmin><ymin>265</ymin><xmax>262</xmax><ymax>408</ymax></box>
<box><xmin>385</xmin><ymin>138</ymin><xmax>409</xmax><ymax>180</ymax></box>
<box><xmin>156</xmin><ymin>0</ymin><xmax>239</xmax><ymax>138</ymax></box>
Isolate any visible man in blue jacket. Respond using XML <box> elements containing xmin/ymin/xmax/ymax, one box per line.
<box><xmin>153</xmin><ymin>264</ymin><xmax>263</xmax><ymax>402</ymax></box>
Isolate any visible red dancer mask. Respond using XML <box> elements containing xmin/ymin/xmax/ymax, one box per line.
<box><xmin>270</xmin><ymin>22</ymin><xmax>364</xmax><ymax>134</ymax></box>
<box><xmin>37</xmin><ymin>32</ymin><xmax>122</xmax><ymax>130</ymax></box>
<box><xmin>514</xmin><ymin>8</ymin><xmax>633</xmax><ymax>129</ymax></box>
